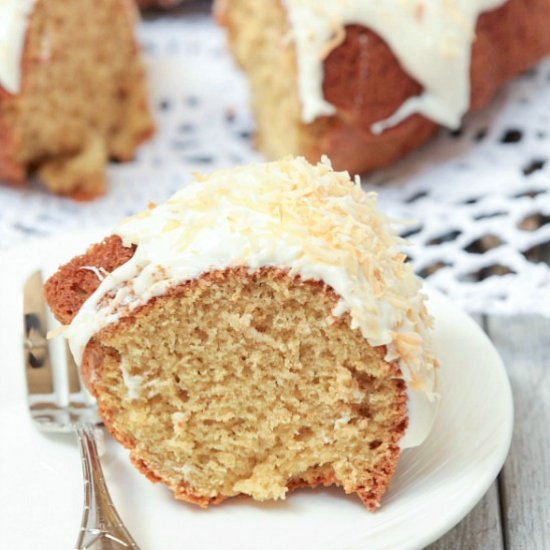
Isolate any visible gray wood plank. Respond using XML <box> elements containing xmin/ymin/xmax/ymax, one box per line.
<box><xmin>486</xmin><ymin>315</ymin><xmax>550</xmax><ymax>550</ymax></box>
<box><xmin>428</xmin><ymin>483</ymin><xmax>504</xmax><ymax>550</ymax></box>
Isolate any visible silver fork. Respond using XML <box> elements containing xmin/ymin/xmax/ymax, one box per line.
<box><xmin>23</xmin><ymin>271</ymin><xmax>140</xmax><ymax>550</ymax></box>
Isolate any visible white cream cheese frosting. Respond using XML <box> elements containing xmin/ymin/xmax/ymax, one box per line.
<box><xmin>0</xmin><ymin>0</ymin><xmax>36</xmax><ymax>94</ymax></box>
<box><xmin>64</xmin><ymin>157</ymin><xmax>439</xmax><ymax>448</ymax></box>
<box><xmin>283</xmin><ymin>0</ymin><xmax>506</xmax><ymax>131</ymax></box>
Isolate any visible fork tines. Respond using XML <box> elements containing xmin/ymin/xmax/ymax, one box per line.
<box><xmin>24</xmin><ymin>271</ymin><xmax>99</xmax><ymax>432</ymax></box>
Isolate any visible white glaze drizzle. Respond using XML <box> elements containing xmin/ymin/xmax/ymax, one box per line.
<box><xmin>283</xmin><ymin>0</ymin><xmax>506</xmax><ymax>130</ymax></box>
<box><xmin>0</xmin><ymin>0</ymin><xmax>36</xmax><ymax>94</ymax></box>
<box><xmin>64</xmin><ymin>157</ymin><xmax>438</xmax><ymax>448</ymax></box>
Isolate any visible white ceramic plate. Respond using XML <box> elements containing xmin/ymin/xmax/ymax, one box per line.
<box><xmin>0</xmin><ymin>233</ymin><xmax>513</xmax><ymax>550</ymax></box>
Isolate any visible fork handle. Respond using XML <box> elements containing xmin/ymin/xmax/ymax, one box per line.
<box><xmin>74</xmin><ymin>423</ymin><xmax>140</xmax><ymax>550</ymax></box>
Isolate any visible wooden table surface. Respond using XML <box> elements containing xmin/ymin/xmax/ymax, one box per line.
<box><xmin>428</xmin><ymin>315</ymin><xmax>549</xmax><ymax>550</ymax></box>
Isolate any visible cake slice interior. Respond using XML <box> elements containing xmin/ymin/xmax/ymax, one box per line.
<box><xmin>86</xmin><ymin>267</ymin><xmax>407</xmax><ymax>508</ymax></box>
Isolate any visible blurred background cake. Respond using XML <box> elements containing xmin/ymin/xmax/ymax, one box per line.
<box><xmin>0</xmin><ymin>0</ymin><xmax>154</xmax><ymax>199</ymax></box>
<box><xmin>216</xmin><ymin>0</ymin><xmax>550</xmax><ymax>174</ymax></box>
<box><xmin>45</xmin><ymin>157</ymin><xmax>438</xmax><ymax>509</ymax></box>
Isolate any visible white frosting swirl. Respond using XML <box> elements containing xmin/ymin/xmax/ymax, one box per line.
<box><xmin>283</xmin><ymin>0</ymin><xmax>506</xmax><ymax>130</ymax></box>
<box><xmin>0</xmin><ymin>0</ymin><xmax>36</xmax><ymax>94</ymax></box>
<box><xmin>64</xmin><ymin>157</ymin><xmax>439</xmax><ymax>448</ymax></box>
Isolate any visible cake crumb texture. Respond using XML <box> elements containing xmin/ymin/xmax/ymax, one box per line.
<box><xmin>85</xmin><ymin>267</ymin><xmax>407</xmax><ymax>509</ymax></box>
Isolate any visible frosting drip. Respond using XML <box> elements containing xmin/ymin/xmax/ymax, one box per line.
<box><xmin>64</xmin><ymin>157</ymin><xmax>438</xmax><ymax>448</ymax></box>
<box><xmin>0</xmin><ymin>0</ymin><xmax>36</xmax><ymax>94</ymax></box>
<box><xmin>283</xmin><ymin>0</ymin><xmax>506</xmax><ymax>130</ymax></box>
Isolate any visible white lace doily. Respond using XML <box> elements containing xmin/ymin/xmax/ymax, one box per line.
<box><xmin>1</xmin><ymin>4</ymin><xmax>549</xmax><ymax>317</ymax></box>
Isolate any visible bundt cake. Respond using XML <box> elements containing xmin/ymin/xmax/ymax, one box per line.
<box><xmin>216</xmin><ymin>0</ymin><xmax>550</xmax><ymax>174</ymax></box>
<box><xmin>0</xmin><ymin>0</ymin><xmax>154</xmax><ymax>199</ymax></box>
<box><xmin>45</xmin><ymin>157</ymin><xmax>438</xmax><ymax>509</ymax></box>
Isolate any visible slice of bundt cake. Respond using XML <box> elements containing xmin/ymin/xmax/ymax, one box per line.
<box><xmin>216</xmin><ymin>0</ymin><xmax>550</xmax><ymax>174</ymax></box>
<box><xmin>45</xmin><ymin>157</ymin><xmax>438</xmax><ymax>509</ymax></box>
<box><xmin>0</xmin><ymin>0</ymin><xmax>154</xmax><ymax>199</ymax></box>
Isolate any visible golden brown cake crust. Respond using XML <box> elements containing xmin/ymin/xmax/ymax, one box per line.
<box><xmin>45</xmin><ymin>237</ymin><xmax>408</xmax><ymax>510</ymax></box>
<box><xmin>219</xmin><ymin>0</ymin><xmax>550</xmax><ymax>174</ymax></box>
<box><xmin>319</xmin><ymin>0</ymin><xmax>550</xmax><ymax>173</ymax></box>
<box><xmin>316</xmin><ymin>0</ymin><xmax>550</xmax><ymax>172</ymax></box>
<box><xmin>44</xmin><ymin>235</ymin><xmax>135</xmax><ymax>325</ymax></box>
